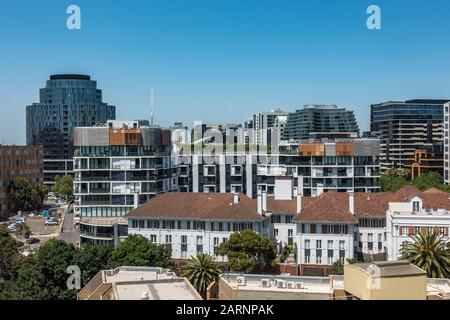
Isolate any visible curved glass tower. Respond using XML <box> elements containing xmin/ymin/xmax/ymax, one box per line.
<box><xmin>26</xmin><ymin>74</ymin><xmax>116</xmax><ymax>185</ymax></box>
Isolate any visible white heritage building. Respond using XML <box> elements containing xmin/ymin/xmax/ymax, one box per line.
<box><xmin>126</xmin><ymin>176</ymin><xmax>450</xmax><ymax>275</ymax></box>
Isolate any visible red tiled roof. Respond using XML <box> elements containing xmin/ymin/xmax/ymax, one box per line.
<box><xmin>292</xmin><ymin>191</ymin><xmax>358</xmax><ymax>223</ymax></box>
<box><xmin>126</xmin><ymin>193</ymin><xmax>263</xmax><ymax>221</ymax></box>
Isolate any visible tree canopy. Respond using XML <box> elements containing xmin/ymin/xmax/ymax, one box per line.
<box><xmin>9</xmin><ymin>176</ymin><xmax>48</xmax><ymax>211</ymax></box>
<box><xmin>217</xmin><ymin>229</ymin><xmax>276</xmax><ymax>273</ymax></box>
<box><xmin>108</xmin><ymin>234</ymin><xmax>171</xmax><ymax>269</ymax></box>
<box><xmin>52</xmin><ymin>175</ymin><xmax>74</xmax><ymax>200</ymax></box>
<box><xmin>381</xmin><ymin>170</ymin><xmax>450</xmax><ymax>193</ymax></box>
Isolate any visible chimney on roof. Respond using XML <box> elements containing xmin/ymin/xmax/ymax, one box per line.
<box><xmin>233</xmin><ymin>193</ymin><xmax>240</xmax><ymax>204</ymax></box>
<box><xmin>262</xmin><ymin>191</ymin><xmax>267</xmax><ymax>212</ymax></box>
<box><xmin>316</xmin><ymin>184</ymin><xmax>324</xmax><ymax>197</ymax></box>
<box><xmin>257</xmin><ymin>189</ymin><xmax>263</xmax><ymax>215</ymax></box>
<box><xmin>133</xmin><ymin>193</ymin><xmax>139</xmax><ymax>210</ymax></box>
<box><xmin>349</xmin><ymin>191</ymin><xmax>355</xmax><ymax>215</ymax></box>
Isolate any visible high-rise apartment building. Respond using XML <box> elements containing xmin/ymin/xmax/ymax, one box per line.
<box><xmin>26</xmin><ymin>74</ymin><xmax>116</xmax><ymax>186</ymax></box>
<box><xmin>283</xmin><ymin>105</ymin><xmax>359</xmax><ymax>141</ymax></box>
<box><xmin>253</xmin><ymin>109</ymin><xmax>288</xmax><ymax>145</ymax></box>
<box><xmin>444</xmin><ymin>102</ymin><xmax>450</xmax><ymax>183</ymax></box>
<box><xmin>0</xmin><ymin>145</ymin><xmax>44</xmax><ymax>219</ymax></box>
<box><xmin>72</xmin><ymin>120</ymin><xmax>176</xmax><ymax>247</ymax></box>
<box><xmin>370</xmin><ymin>99</ymin><xmax>447</xmax><ymax>172</ymax></box>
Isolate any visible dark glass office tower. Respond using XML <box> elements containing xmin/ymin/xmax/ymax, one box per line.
<box><xmin>370</xmin><ymin>99</ymin><xmax>448</xmax><ymax>172</ymax></box>
<box><xmin>282</xmin><ymin>104</ymin><xmax>359</xmax><ymax>141</ymax></box>
<box><xmin>26</xmin><ymin>74</ymin><xmax>116</xmax><ymax>185</ymax></box>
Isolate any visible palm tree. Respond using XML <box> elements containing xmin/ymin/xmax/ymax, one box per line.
<box><xmin>180</xmin><ymin>253</ymin><xmax>222</xmax><ymax>298</ymax></box>
<box><xmin>400</xmin><ymin>232</ymin><xmax>450</xmax><ymax>279</ymax></box>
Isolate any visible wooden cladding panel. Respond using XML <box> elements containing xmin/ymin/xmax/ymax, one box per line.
<box><xmin>335</xmin><ymin>143</ymin><xmax>354</xmax><ymax>156</ymax></box>
<box><xmin>109</xmin><ymin>129</ymin><xmax>141</xmax><ymax>146</ymax></box>
<box><xmin>299</xmin><ymin>143</ymin><xmax>325</xmax><ymax>156</ymax></box>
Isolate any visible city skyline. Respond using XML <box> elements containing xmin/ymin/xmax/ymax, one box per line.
<box><xmin>2</xmin><ymin>0</ymin><xmax>450</xmax><ymax>145</ymax></box>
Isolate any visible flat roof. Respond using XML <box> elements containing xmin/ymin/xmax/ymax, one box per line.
<box><xmin>114</xmin><ymin>279</ymin><xmax>201</xmax><ymax>300</ymax></box>
<box><xmin>348</xmin><ymin>261</ymin><xmax>426</xmax><ymax>278</ymax></box>
<box><xmin>220</xmin><ymin>273</ymin><xmax>333</xmax><ymax>295</ymax></box>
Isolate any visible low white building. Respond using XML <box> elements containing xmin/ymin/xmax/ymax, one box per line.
<box><xmin>126</xmin><ymin>192</ymin><xmax>273</xmax><ymax>261</ymax></box>
<box><xmin>386</xmin><ymin>187</ymin><xmax>450</xmax><ymax>261</ymax></box>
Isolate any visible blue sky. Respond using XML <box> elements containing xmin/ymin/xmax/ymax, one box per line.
<box><xmin>1</xmin><ymin>0</ymin><xmax>450</xmax><ymax>144</ymax></box>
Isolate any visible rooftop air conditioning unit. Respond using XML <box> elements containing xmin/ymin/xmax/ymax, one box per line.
<box><xmin>277</xmin><ymin>280</ymin><xmax>287</xmax><ymax>289</ymax></box>
<box><xmin>236</xmin><ymin>276</ymin><xmax>246</xmax><ymax>286</ymax></box>
<box><xmin>261</xmin><ymin>279</ymin><xmax>270</xmax><ymax>287</ymax></box>
<box><xmin>287</xmin><ymin>282</ymin><xmax>295</xmax><ymax>289</ymax></box>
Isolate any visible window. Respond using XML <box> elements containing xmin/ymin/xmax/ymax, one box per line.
<box><xmin>150</xmin><ymin>235</ymin><xmax>157</xmax><ymax>243</ymax></box>
<box><xmin>401</xmin><ymin>227</ymin><xmax>408</xmax><ymax>236</ymax></box>
<box><xmin>288</xmin><ymin>229</ymin><xmax>294</xmax><ymax>246</ymax></box>
<box><xmin>414</xmin><ymin>227</ymin><xmax>420</xmax><ymax>235</ymax></box>
<box><xmin>181</xmin><ymin>235</ymin><xmax>188</xmax><ymax>258</ymax></box>
<box><xmin>316</xmin><ymin>240</ymin><xmax>322</xmax><ymax>249</ymax></box>
<box><xmin>327</xmin><ymin>250</ymin><xmax>334</xmax><ymax>264</ymax></box>
<box><xmin>196</xmin><ymin>236</ymin><xmax>203</xmax><ymax>253</ymax></box>
<box><xmin>274</xmin><ymin>229</ymin><xmax>278</xmax><ymax>237</ymax></box>
<box><xmin>316</xmin><ymin>250</ymin><xmax>322</xmax><ymax>264</ymax></box>
<box><xmin>339</xmin><ymin>240</ymin><xmax>345</xmax><ymax>250</ymax></box>
<box><xmin>413</xmin><ymin>201</ymin><xmax>420</xmax><ymax>212</ymax></box>
<box><xmin>439</xmin><ymin>227</ymin><xmax>446</xmax><ymax>236</ymax></box>
<box><xmin>327</xmin><ymin>240</ymin><xmax>333</xmax><ymax>249</ymax></box>
<box><xmin>368</xmin><ymin>233</ymin><xmax>373</xmax><ymax>242</ymax></box>
<box><xmin>304</xmin><ymin>239</ymin><xmax>310</xmax><ymax>249</ymax></box>
<box><xmin>304</xmin><ymin>249</ymin><xmax>310</xmax><ymax>263</ymax></box>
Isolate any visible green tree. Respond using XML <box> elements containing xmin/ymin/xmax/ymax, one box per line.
<box><xmin>217</xmin><ymin>229</ymin><xmax>276</xmax><ymax>273</ymax></box>
<box><xmin>400</xmin><ymin>232</ymin><xmax>450</xmax><ymax>279</ymax></box>
<box><xmin>280</xmin><ymin>245</ymin><xmax>294</xmax><ymax>263</ymax></box>
<box><xmin>412</xmin><ymin>172</ymin><xmax>450</xmax><ymax>192</ymax></box>
<box><xmin>380</xmin><ymin>168</ymin><xmax>409</xmax><ymax>192</ymax></box>
<box><xmin>329</xmin><ymin>260</ymin><xmax>344</xmax><ymax>275</ymax></box>
<box><xmin>180</xmin><ymin>253</ymin><xmax>222</xmax><ymax>298</ymax></box>
<box><xmin>74</xmin><ymin>244</ymin><xmax>113</xmax><ymax>286</ymax></box>
<box><xmin>52</xmin><ymin>175</ymin><xmax>74</xmax><ymax>200</ymax></box>
<box><xmin>4</xmin><ymin>263</ymin><xmax>50</xmax><ymax>300</ymax></box>
<box><xmin>108</xmin><ymin>234</ymin><xmax>171</xmax><ymax>268</ymax></box>
<box><xmin>9</xmin><ymin>176</ymin><xmax>48</xmax><ymax>211</ymax></box>
<box><xmin>15</xmin><ymin>223</ymin><xmax>31</xmax><ymax>240</ymax></box>
<box><xmin>0</xmin><ymin>226</ymin><xmax>20</xmax><ymax>280</ymax></box>
<box><xmin>35</xmin><ymin>239</ymin><xmax>78</xmax><ymax>299</ymax></box>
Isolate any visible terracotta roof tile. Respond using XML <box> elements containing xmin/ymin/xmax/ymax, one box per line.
<box><xmin>292</xmin><ymin>191</ymin><xmax>358</xmax><ymax>223</ymax></box>
<box><xmin>126</xmin><ymin>193</ymin><xmax>263</xmax><ymax>221</ymax></box>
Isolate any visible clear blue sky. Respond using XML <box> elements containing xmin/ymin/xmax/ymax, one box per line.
<box><xmin>1</xmin><ymin>0</ymin><xmax>450</xmax><ymax>144</ymax></box>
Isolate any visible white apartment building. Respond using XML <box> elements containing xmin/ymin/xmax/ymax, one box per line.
<box><xmin>444</xmin><ymin>102</ymin><xmax>450</xmax><ymax>183</ymax></box>
<box><xmin>126</xmin><ymin>192</ymin><xmax>274</xmax><ymax>261</ymax></box>
<box><xmin>386</xmin><ymin>187</ymin><xmax>450</xmax><ymax>261</ymax></box>
<box><xmin>72</xmin><ymin>120</ymin><xmax>177</xmax><ymax>248</ymax></box>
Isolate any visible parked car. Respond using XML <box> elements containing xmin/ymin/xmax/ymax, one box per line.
<box><xmin>26</xmin><ymin>237</ymin><xmax>40</xmax><ymax>244</ymax></box>
<box><xmin>45</xmin><ymin>220</ymin><xmax>58</xmax><ymax>226</ymax></box>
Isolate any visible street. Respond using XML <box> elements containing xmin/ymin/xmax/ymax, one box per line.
<box><xmin>59</xmin><ymin>209</ymin><xmax>80</xmax><ymax>247</ymax></box>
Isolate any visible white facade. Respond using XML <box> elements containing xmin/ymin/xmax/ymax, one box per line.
<box><xmin>296</xmin><ymin>223</ymin><xmax>356</xmax><ymax>266</ymax></box>
<box><xmin>128</xmin><ymin>218</ymin><xmax>272</xmax><ymax>261</ymax></box>
<box><xmin>444</xmin><ymin>102</ymin><xmax>450</xmax><ymax>184</ymax></box>
<box><xmin>386</xmin><ymin>196</ymin><xmax>450</xmax><ymax>261</ymax></box>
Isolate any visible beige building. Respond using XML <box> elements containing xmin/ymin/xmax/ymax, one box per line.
<box><xmin>77</xmin><ymin>266</ymin><xmax>202</xmax><ymax>300</ymax></box>
<box><xmin>343</xmin><ymin>261</ymin><xmax>427</xmax><ymax>300</ymax></box>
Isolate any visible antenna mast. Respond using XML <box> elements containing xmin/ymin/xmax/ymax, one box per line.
<box><xmin>150</xmin><ymin>88</ymin><xmax>154</xmax><ymax>126</ymax></box>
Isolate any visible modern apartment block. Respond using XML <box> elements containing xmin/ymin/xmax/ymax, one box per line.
<box><xmin>0</xmin><ymin>145</ymin><xmax>44</xmax><ymax>220</ymax></box>
<box><xmin>26</xmin><ymin>74</ymin><xmax>116</xmax><ymax>186</ymax></box>
<box><xmin>444</xmin><ymin>102</ymin><xmax>450</xmax><ymax>183</ymax></box>
<box><xmin>283</xmin><ymin>105</ymin><xmax>359</xmax><ymax>141</ymax></box>
<box><xmin>127</xmin><ymin>192</ymin><xmax>273</xmax><ymax>261</ymax></box>
<box><xmin>72</xmin><ymin>120</ymin><xmax>176</xmax><ymax>247</ymax></box>
<box><xmin>252</xmin><ymin>109</ymin><xmax>288</xmax><ymax>145</ymax></box>
<box><xmin>370</xmin><ymin>99</ymin><xmax>447</xmax><ymax>172</ymax></box>
<box><xmin>257</xmin><ymin>139</ymin><xmax>381</xmax><ymax>196</ymax></box>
